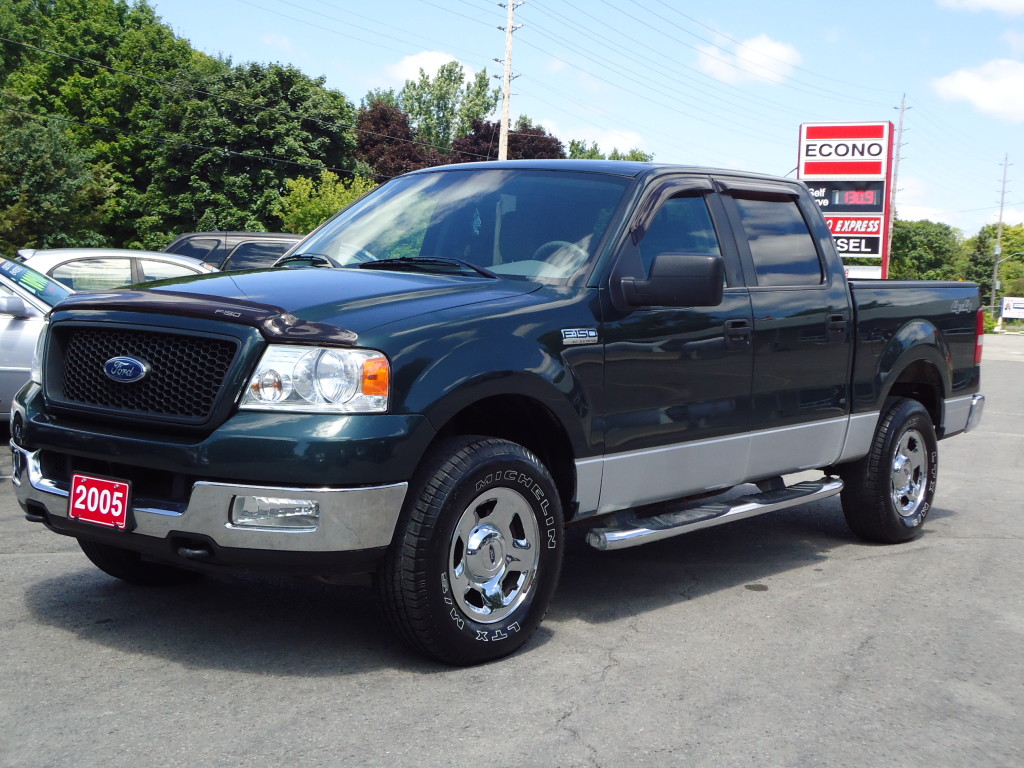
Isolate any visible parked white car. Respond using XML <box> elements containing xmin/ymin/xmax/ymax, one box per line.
<box><xmin>16</xmin><ymin>248</ymin><xmax>217</xmax><ymax>291</ymax></box>
<box><xmin>0</xmin><ymin>257</ymin><xmax>73</xmax><ymax>422</ymax></box>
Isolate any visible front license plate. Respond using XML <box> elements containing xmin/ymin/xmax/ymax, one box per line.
<box><xmin>69</xmin><ymin>473</ymin><xmax>132</xmax><ymax>530</ymax></box>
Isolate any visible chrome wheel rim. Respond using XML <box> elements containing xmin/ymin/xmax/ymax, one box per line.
<box><xmin>448</xmin><ymin>487</ymin><xmax>540</xmax><ymax>624</ymax></box>
<box><xmin>890</xmin><ymin>427</ymin><xmax>928</xmax><ymax>516</ymax></box>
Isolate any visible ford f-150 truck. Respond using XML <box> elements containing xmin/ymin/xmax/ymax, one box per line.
<box><xmin>9</xmin><ymin>160</ymin><xmax>985</xmax><ymax>665</ymax></box>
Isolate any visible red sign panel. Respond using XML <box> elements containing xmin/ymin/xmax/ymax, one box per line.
<box><xmin>798</xmin><ymin>122</ymin><xmax>892</xmax><ymax>180</ymax></box>
<box><xmin>69</xmin><ymin>473</ymin><xmax>131</xmax><ymax>530</ymax></box>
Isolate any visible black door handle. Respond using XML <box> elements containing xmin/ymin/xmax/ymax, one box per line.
<box><xmin>724</xmin><ymin>318</ymin><xmax>752</xmax><ymax>348</ymax></box>
<box><xmin>827</xmin><ymin>314</ymin><xmax>848</xmax><ymax>342</ymax></box>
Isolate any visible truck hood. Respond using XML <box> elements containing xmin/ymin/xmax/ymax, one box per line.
<box><xmin>52</xmin><ymin>268</ymin><xmax>539</xmax><ymax>342</ymax></box>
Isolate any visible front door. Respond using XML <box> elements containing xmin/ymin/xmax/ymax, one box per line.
<box><xmin>597</xmin><ymin>182</ymin><xmax>754</xmax><ymax>515</ymax></box>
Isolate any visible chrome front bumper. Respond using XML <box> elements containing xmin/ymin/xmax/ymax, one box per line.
<box><xmin>10</xmin><ymin>442</ymin><xmax>407</xmax><ymax>553</ymax></box>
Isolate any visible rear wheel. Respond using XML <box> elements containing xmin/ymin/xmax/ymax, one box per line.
<box><xmin>380</xmin><ymin>437</ymin><xmax>564</xmax><ymax>665</ymax></box>
<box><xmin>839</xmin><ymin>398</ymin><xmax>938</xmax><ymax>543</ymax></box>
<box><xmin>77</xmin><ymin>539</ymin><xmax>203</xmax><ymax>586</ymax></box>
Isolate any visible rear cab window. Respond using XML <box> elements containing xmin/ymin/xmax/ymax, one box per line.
<box><xmin>721</xmin><ymin>183</ymin><xmax>825</xmax><ymax>288</ymax></box>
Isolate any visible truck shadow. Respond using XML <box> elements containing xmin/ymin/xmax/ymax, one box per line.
<box><xmin>550</xmin><ymin>499</ymin><xmax>956</xmax><ymax>625</ymax></box>
<box><xmin>21</xmin><ymin>500</ymin><xmax>956</xmax><ymax>674</ymax></box>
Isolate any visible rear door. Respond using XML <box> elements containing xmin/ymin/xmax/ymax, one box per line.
<box><xmin>716</xmin><ymin>178</ymin><xmax>853</xmax><ymax>478</ymax></box>
<box><xmin>596</xmin><ymin>178</ymin><xmax>755</xmax><ymax>514</ymax></box>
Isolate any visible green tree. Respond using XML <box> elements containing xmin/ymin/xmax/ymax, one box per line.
<box><xmin>1</xmin><ymin>0</ymin><xmax>361</xmax><ymax>248</ymax></box>
<box><xmin>135</xmin><ymin>60</ymin><xmax>359</xmax><ymax>247</ymax></box>
<box><xmin>568</xmin><ymin>139</ymin><xmax>652</xmax><ymax>161</ymax></box>
<box><xmin>396</xmin><ymin>61</ymin><xmax>499</xmax><ymax>153</ymax></box>
<box><xmin>275</xmin><ymin>171</ymin><xmax>376</xmax><ymax>234</ymax></box>
<box><xmin>0</xmin><ymin>108</ymin><xmax>110</xmax><ymax>252</ymax></box>
<box><xmin>959</xmin><ymin>223</ymin><xmax>1024</xmax><ymax>307</ymax></box>
<box><xmin>888</xmin><ymin>219</ymin><xmax>963</xmax><ymax>281</ymax></box>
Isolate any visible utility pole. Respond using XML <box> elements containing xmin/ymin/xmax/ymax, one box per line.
<box><xmin>886</xmin><ymin>95</ymin><xmax>908</xmax><ymax>278</ymax></box>
<box><xmin>992</xmin><ymin>154</ymin><xmax>1010</xmax><ymax>313</ymax></box>
<box><xmin>496</xmin><ymin>2</ymin><xmax>522</xmax><ymax>161</ymax></box>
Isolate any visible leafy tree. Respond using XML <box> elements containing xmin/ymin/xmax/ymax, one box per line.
<box><xmin>275</xmin><ymin>171</ymin><xmax>376</xmax><ymax>234</ymax></box>
<box><xmin>396</xmin><ymin>61</ymin><xmax>499</xmax><ymax>154</ymax></box>
<box><xmin>609</xmin><ymin>147</ymin><xmax>653</xmax><ymax>162</ymax></box>
<box><xmin>355</xmin><ymin>99</ymin><xmax>442</xmax><ymax>183</ymax></box>
<box><xmin>450</xmin><ymin>116</ymin><xmax>566</xmax><ymax>162</ymax></box>
<box><xmin>958</xmin><ymin>223</ymin><xmax>1024</xmax><ymax>306</ymax></box>
<box><xmin>134</xmin><ymin>60</ymin><xmax>359</xmax><ymax>247</ymax></box>
<box><xmin>1</xmin><ymin>0</ymin><xmax>361</xmax><ymax>248</ymax></box>
<box><xmin>0</xmin><ymin>107</ymin><xmax>110</xmax><ymax>252</ymax></box>
<box><xmin>888</xmin><ymin>219</ymin><xmax>963</xmax><ymax>281</ymax></box>
<box><xmin>568</xmin><ymin>139</ymin><xmax>604</xmax><ymax>160</ymax></box>
<box><xmin>568</xmin><ymin>139</ymin><xmax>652</xmax><ymax>162</ymax></box>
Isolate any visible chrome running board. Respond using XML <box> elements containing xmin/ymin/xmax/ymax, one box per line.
<box><xmin>586</xmin><ymin>477</ymin><xmax>844</xmax><ymax>551</ymax></box>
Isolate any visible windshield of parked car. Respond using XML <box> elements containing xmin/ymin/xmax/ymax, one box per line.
<box><xmin>0</xmin><ymin>256</ymin><xmax>72</xmax><ymax>307</ymax></box>
<box><xmin>297</xmin><ymin>168</ymin><xmax>632</xmax><ymax>283</ymax></box>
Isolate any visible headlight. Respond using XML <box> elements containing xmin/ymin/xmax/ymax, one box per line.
<box><xmin>240</xmin><ymin>345</ymin><xmax>389</xmax><ymax>413</ymax></box>
<box><xmin>30</xmin><ymin>320</ymin><xmax>48</xmax><ymax>385</ymax></box>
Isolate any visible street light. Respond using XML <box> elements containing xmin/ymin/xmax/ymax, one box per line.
<box><xmin>991</xmin><ymin>250</ymin><xmax>1024</xmax><ymax>314</ymax></box>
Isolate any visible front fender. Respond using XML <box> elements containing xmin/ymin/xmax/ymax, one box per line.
<box><xmin>405</xmin><ymin>330</ymin><xmax>595</xmax><ymax>457</ymax></box>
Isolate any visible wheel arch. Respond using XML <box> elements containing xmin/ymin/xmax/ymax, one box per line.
<box><xmin>876</xmin><ymin>320</ymin><xmax>952</xmax><ymax>432</ymax></box>
<box><xmin>427</xmin><ymin>390</ymin><xmax>581</xmax><ymax>520</ymax></box>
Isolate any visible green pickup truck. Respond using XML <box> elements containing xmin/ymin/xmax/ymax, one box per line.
<box><xmin>10</xmin><ymin>161</ymin><xmax>985</xmax><ymax>664</ymax></box>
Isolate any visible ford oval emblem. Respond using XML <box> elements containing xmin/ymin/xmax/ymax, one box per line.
<box><xmin>103</xmin><ymin>356</ymin><xmax>150</xmax><ymax>383</ymax></box>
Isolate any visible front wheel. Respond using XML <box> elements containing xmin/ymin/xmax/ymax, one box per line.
<box><xmin>380</xmin><ymin>437</ymin><xmax>564</xmax><ymax>665</ymax></box>
<box><xmin>839</xmin><ymin>398</ymin><xmax>938</xmax><ymax>543</ymax></box>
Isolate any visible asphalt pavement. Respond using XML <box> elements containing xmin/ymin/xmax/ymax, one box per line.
<box><xmin>1</xmin><ymin>334</ymin><xmax>1022</xmax><ymax>768</ymax></box>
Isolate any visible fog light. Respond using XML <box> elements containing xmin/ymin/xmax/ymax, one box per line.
<box><xmin>230</xmin><ymin>496</ymin><xmax>320</xmax><ymax>529</ymax></box>
<box><xmin>10</xmin><ymin>449</ymin><xmax>23</xmax><ymax>487</ymax></box>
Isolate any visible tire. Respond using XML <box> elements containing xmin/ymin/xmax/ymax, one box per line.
<box><xmin>380</xmin><ymin>436</ymin><xmax>564</xmax><ymax>665</ymax></box>
<box><xmin>78</xmin><ymin>539</ymin><xmax>204</xmax><ymax>586</ymax></box>
<box><xmin>839</xmin><ymin>398</ymin><xmax>938</xmax><ymax>543</ymax></box>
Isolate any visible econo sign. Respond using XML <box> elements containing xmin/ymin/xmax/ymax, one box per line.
<box><xmin>798</xmin><ymin>123</ymin><xmax>891</xmax><ymax>179</ymax></box>
<box><xmin>798</xmin><ymin>122</ymin><xmax>895</xmax><ymax>277</ymax></box>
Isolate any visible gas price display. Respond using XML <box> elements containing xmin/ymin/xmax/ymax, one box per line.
<box><xmin>832</xmin><ymin>189</ymin><xmax>878</xmax><ymax>206</ymax></box>
<box><xmin>805</xmin><ymin>180</ymin><xmax>886</xmax><ymax>214</ymax></box>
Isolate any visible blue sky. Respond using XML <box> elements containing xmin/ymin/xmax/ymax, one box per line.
<box><xmin>149</xmin><ymin>0</ymin><xmax>1024</xmax><ymax>237</ymax></box>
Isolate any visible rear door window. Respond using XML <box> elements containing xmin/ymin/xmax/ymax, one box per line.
<box><xmin>139</xmin><ymin>259</ymin><xmax>203</xmax><ymax>282</ymax></box>
<box><xmin>169</xmin><ymin>238</ymin><xmax>219</xmax><ymax>261</ymax></box>
<box><xmin>731</xmin><ymin>196</ymin><xmax>823</xmax><ymax>287</ymax></box>
<box><xmin>50</xmin><ymin>258</ymin><xmax>133</xmax><ymax>291</ymax></box>
<box><xmin>223</xmin><ymin>241</ymin><xmax>293</xmax><ymax>270</ymax></box>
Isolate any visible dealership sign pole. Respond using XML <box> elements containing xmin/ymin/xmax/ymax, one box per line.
<box><xmin>798</xmin><ymin>122</ymin><xmax>895</xmax><ymax>278</ymax></box>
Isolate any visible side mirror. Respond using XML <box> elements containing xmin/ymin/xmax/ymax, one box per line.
<box><xmin>620</xmin><ymin>252</ymin><xmax>725</xmax><ymax>308</ymax></box>
<box><xmin>0</xmin><ymin>295</ymin><xmax>29</xmax><ymax>318</ymax></box>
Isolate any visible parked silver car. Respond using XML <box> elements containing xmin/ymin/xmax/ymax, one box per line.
<box><xmin>16</xmin><ymin>248</ymin><xmax>217</xmax><ymax>291</ymax></box>
<box><xmin>0</xmin><ymin>257</ymin><xmax>73</xmax><ymax>422</ymax></box>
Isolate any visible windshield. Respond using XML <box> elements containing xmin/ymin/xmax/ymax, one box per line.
<box><xmin>0</xmin><ymin>256</ymin><xmax>73</xmax><ymax>307</ymax></box>
<box><xmin>298</xmin><ymin>168</ymin><xmax>632</xmax><ymax>282</ymax></box>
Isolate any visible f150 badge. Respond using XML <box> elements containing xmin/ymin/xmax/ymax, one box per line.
<box><xmin>562</xmin><ymin>328</ymin><xmax>599</xmax><ymax>346</ymax></box>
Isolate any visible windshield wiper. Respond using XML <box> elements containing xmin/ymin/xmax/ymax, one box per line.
<box><xmin>358</xmin><ymin>256</ymin><xmax>497</xmax><ymax>279</ymax></box>
<box><xmin>275</xmin><ymin>252</ymin><xmax>334</xmax><ymax>268</ymax></box>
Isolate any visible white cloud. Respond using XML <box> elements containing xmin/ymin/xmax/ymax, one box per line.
<box><xmin>262</xmin><ymin>34</ymin><xmax>294</xmax><ymax>55</ymax></box>
<box><xmin>385</xmin><ymin>51</ymin><xmax>460</xmax><ymax>85</ymax></box>
<box><xmin>697</xmin><ymin>34</ymin><xmax>801</xmax><ymax>85</ymax></box>
<box><xmin>938</xmin><ymin>0</ymin><xmax>1024</xmax><ymax>14</ymax></box>
<box><xmin>1004</xmin><ymin>29</ymin><xmax>1024</xmax><ymax>52</ymax></box>
<box><xmin>545</xmin><ymin>58</ymin><xmax>568</xmax><ymax>74</ymax></box>
<box><xmin>933</xmin><ymin>59</ymin><xmax>1024</xmax><ymax>122</ymax></box>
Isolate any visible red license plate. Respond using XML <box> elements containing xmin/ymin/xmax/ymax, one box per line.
<box><xmin>69</xmin><ymin>473</ymin><xmax>132</xmax><ymax>530</ymax></box>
